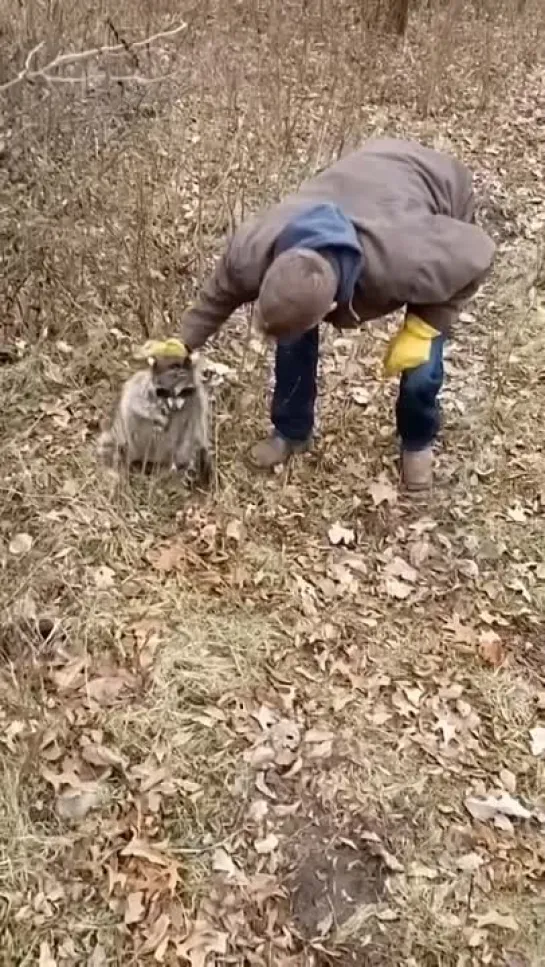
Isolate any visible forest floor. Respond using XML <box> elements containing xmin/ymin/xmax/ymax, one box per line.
<box><xmin>1</xmin><ymin>3</ymin><xmax>545</xmax><ymax>965</ymax></box>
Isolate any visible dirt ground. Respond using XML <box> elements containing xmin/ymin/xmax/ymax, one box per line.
<box><xmin>1</xmin><ymin>2</ymin><xmax>545</xmax><ymax>964</ymax></box>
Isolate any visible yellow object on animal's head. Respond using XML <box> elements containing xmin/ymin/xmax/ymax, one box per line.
<box><xmin>135</xmin><ymin>338</ymin><xmax>189</xmax><ymax>364</ymax></box>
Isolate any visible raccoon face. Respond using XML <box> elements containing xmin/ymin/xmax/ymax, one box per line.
<box><xmin>150</xmin><ymin>355</ymin><xmax>197</xmax><ymax>410</ymax></box>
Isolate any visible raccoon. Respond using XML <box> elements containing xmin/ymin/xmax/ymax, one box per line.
<box><xmin>97</xmin><ymin>352</ymin><xmax>212</xmax><ymax>484</ymax></box>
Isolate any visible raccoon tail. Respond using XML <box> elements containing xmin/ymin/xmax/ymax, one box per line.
<box><xmin>97</xmin><ymin>430</ymin><xmax>121</xmax><ymax>467</ymax></box>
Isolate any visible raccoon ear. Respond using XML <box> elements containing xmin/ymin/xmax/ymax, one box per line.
<box><xmin>147</xmin><ymin>356</ymin><xmax>156</xmax><ymax>368</ymax></box>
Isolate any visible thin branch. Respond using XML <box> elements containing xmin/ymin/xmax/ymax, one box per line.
<box><xmin>0</xmin><ymin>23</ymin><xmax>187</xmax><ymax>95</ymax></box>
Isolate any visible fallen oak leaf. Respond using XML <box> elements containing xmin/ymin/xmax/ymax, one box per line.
<box><xmin>9</xmin><ymin>532</ymin><xmax>33</xmax><ymax>556</ymax></box>
<box><xmin>93</xmin><ymin>565</ymin><xmax>115</xmax><ymax>589</ymax></box>
<box><xmin>56</xmin><ymin>787</ymin><xmax>102</xmax><ymax>822</ymax></box>
<box><xmin>328</xmin><ymin>521</ymin><xmax>355</xmax><ymax>546</ymax></box>
<box><xmin>383</xmin><ymin>576</ymin><xmax>412</xmax><ymax>600</ymax></box>
<box><xmin>384</xmin><ymin>555</ymin><xmax>418</xmax><ymax>583</ymax></box>
<box><xmin>478</xmin><ymin>630</ymin><xmax>506</xmax><ymax>667</ymax></box>
<box><xmin>529</xmin><ymin>726</ymin><xmax>545</xmax><ymax>757</ymax></box>
<box><xmin>84</xmin><ymin>674</ymin><xmax>133</xmax><ymax>706</ymax></box>
<box><xmin>80</xmin><ymin>742</ymin><xmax>126</xmax><ymax>769</ymax></box>
<box><xmin>457</xmin><ymin>852</ymin><xmax>485</xmax><ymax>873</ymax></box>
<box><xmin>124</xmin><ymin>891</ymin><xmax>145</xmax><ymax>925</ymax></box>
<box><xmin>254</xmin><ymin>832</ymin><xmax>279</xmax><ymax>855</ymax></box>
<box><xmin>475</xmin><ymin>910</ymin><xmax>518</xmax><ymax>931</ymax></box>
<box><xmin>368</xmin><ymin>473</ymin><xmax>398</xmax><ymax>507</ymax></box>
<box><xmin>407</xmin><ymin>862</ymin><xmax>438</xmax><ymax>880</ymax></box>
<box><xmin>51</xmin><ymin>658</ymin><xmax>86</xmax><ymax>692</ymax></box>
<box><xmin>120</xmin><ymin>838</ymin><xmax>174</xmax><ymax>867</ymax></box>
<box><xmin>304</xmin><ymin>728</ymin><xmax>335</xmax><ymax>744</ymax></box>
<box><xmin>176</xmin><ymin>919</ymin><xmax>228</xmax><ymax>967</ymax></box>
<box><xmin>465</xmin><ymin>792</ymin><xmax>532</xmax><ymax>823</ymax></box>
<box><xmin>305</xmin><ymin>740</ymin><xmax>333</xmax><ymax>760</ymax></box>
<box><xmin>212</xmin><ymin>847</ymin><xmax>245</xmax><ymax>882</ymax></box>
<box><xmin>149</xmin><ymin>539</ymin><xmax>186</xmax><ymax>573</ymax></box>
<box><xmin>139</xmin><ymin>913</ymin><xmax>170</xmax><ymax>957</ymax></box>
<box><xmin>39</xmin><ymin>941</ymin><xmax>57</xmax><ymax>967</ymax></box>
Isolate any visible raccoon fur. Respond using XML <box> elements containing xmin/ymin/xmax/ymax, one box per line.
<box><xmin>97</xmin><ymin>352</ymin><xmax>212</xmax><ymax>484</ymax></box>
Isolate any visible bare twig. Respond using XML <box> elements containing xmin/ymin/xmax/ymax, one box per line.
<box><xmin>0</xmin><ymin>23</ymin><xmax>187</xmax><ymax>94</ymax></box>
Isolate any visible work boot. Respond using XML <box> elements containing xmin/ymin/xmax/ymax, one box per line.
<box><xmin>401</xmin><ymin>447</ymin><xmax>433</xmax><ymax>491</ymax></box>
<box><xmin>250</xmin><ymin>434</ymin><xmax>311</xmax><ymax>469</ymax></box>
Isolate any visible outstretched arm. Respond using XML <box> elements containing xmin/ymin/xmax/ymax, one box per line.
<box><xmin>180</xmin><ymin>245</ymin><xmax>252</xmax><ymax>351</ymax></box>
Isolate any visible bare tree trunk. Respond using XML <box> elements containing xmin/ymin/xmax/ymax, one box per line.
<box><xmin>389</xmin><ymin>0</ymin><xmax>411</xmax><ymax>35</ymax></box>
<box><xmin>388</xmin><ymin>0</ymin><xmax>410</xmax><ymax>37</ymax></box>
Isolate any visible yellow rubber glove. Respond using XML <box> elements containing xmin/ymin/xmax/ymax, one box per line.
<box><xmin>383</xmin><ymin>315</ymin><xmax>441</xmax><ymax>377</ymax></box>
<box><xmin>135</xmin><ymin>338</ymin><xmax>189</xmax><ymax>361</ymax></box>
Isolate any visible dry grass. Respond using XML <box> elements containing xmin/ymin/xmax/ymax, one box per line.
<box><xmin>1</xmin><ymin>0</ymin><xmax>545</xmax><ymax>964</ymax></box>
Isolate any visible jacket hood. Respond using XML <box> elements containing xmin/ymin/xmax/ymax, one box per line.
<box><xmin>274</xmin><ymin>202</ymin><xmax>363</xmax><ymax>304</ymax></box>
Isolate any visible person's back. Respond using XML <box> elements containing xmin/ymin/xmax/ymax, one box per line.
<box><xmin>176</xmin><ymin>137</ymin><xmax>495</xmax><ymax>489</ymax></box>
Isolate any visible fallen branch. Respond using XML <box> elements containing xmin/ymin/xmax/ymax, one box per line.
<box><xmin>0</xmin><ymin>23</ymin><xmax>187</xmax><ymax>94</ymax></box>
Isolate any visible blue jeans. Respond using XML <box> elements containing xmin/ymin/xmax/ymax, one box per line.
<box><xmin>272</xmin><ymin>327</ymin><xmax>445</xmax><ymax>450</ymax></box>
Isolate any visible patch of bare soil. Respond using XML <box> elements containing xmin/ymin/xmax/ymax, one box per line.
<box><xmin>288</xmin><ymin>822</ymin><xmax>387</xmax><ymax>938</ymax></box>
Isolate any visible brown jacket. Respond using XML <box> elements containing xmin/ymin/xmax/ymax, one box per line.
<box><xmin>180</xmin><ymin>138</ymin><xmax>495</xmax><ymax>348</ymax></box>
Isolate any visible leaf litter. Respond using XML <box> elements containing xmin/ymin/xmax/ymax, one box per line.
<box><xmin>1</xmin><ymin>5</ymin><xmax>545</xmax><ymax>966</ymax></box>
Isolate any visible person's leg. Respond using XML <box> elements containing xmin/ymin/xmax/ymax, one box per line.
<box><xmin>251</xmin><ymin>327</ymin><xmax>319</xmax><ymax>467</ymax></box>
<box><xmin>396</xmin><ymin>334</ymin><xmax>445</xmax><ymax>489</ymax></box>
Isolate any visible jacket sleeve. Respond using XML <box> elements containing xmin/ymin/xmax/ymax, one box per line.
<box><xmin>404</xmin><ymin>217</ymin><xmax>496</xmax><ymax>334</ymax></box>
<box><xmin>179</xmin><ymin>243</ymin><xmax>253</xmax><ymax>350</ymax></box>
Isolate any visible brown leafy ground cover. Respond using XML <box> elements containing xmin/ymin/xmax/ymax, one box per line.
<box><xmin>1</xmin><ymin>1</ymin><xmax>545</xmax><ymax>963</ymax></box>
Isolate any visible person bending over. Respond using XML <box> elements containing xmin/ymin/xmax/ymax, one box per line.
<box><xmin>177</xmin><ymin>138</ymin><xmax>495</xmax><ymax>489</ymax></box>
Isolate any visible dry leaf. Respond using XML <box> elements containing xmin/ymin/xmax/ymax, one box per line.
<box><xmin>316</xmin><ymin>910</ymin><xmax>334</xmax><ymax>936</ymax></box>
<box><xmin>121</xmin><ymin>839</ymin><xmax>172</xmax><ymax>867</ymax></box>
<box><xmin>368</xmin><ymin>474</ymin><xmax>398</xmax><ymax>507</ymax></box>
<box><xmin>465</xmin><ymin>792</ymin><xmax>532</xmax><ymax>823</ymax></box>
<box><xmin>349</xmin><ymin>385</ymin><xmax>370</xmax><ymax>406</ymax></box>
<box><xmin>529</xmin><ymin>726</ymin><xmax>545</xmax><ymax>757</ymax></box>
<box><xmin>9</xmin><ymin>532</ymin><xmax>33</xmax><ymax>556</ymax></box>
<box><xmin>52</xmin><ymin>658</ymin><xmax>86</xmax><ymax>692</ymax></box>
<box><xmin>457</xmin><ymin>852</ymin><xmax>484</xmax><ymax>873</ymax></box>
<box><xmin>81</xmin><ymin>742</ymin><xmax>125</xmax><ymax>769</ymax></box>
<box><xmin>328</xmin><ymin>522</ymin><xmax>355</xmax><ymax>546</ymax></box>
<box><xmin>225</xmin><ymin>519</ymin><xmax>243</xmax><ymax>542</ymax></box>
<box><xmin>476</xmin><ymin>910</ymin><xmax>518</xmax><ymax>931</ymax></box>
<box><xmin>248</xmin><ymin>799</ymin><xmax>269</xmax><ymax>823</ymax></box>
<box><xmin>124</xmin><ymin>891</ymin><xmax>145</xmax><ymax>925</ymax></box>
<box><xmin>56</xmin><ymin>787</ymin><xmax>101</xmax><ymax>821</ymax></box>
<box><xmin>478</xmin><ymin>631</ymin><xmax>505</xmax><ymax>667</ymax></box>
<box><xmin>140</xmin><ymin>914</ymin><xmax>170</xmax><ymax>956</ymax></box>
<box><xmin>499</xmin><ymin>768</ymin><xmax>517</xmax><ymax>793</ymax></box>
<box><xmin>212</xmin><ymin>848</ymin><xmax>243</xmax><ymax>880</ymax></box>
<box><xmin>89</xmin><ymin>945</ymin><xmax>107</xmax><ymax>967</ymax></box>
<box><xmin>150</xmin><ymin>539</ymin><xmax>185</xmax><ymax>573</ymax></box>
<box><xmin>176</xmin><ymin>919</ymin><xmax>228</xmax><ymax>967</ymax></box>
<box><xmin>39</xmin><ymin>942</ymin><xmax>57</xmax><ymax>967</ymax></box>
<box><xmin>93</xmin><ymin>565</ymin><xmax>115</xmax><ymax>589</ymax></box>
<box><xmin>408</xmin><ymin>862</ymin><xmax>438</xmax><ymax>879</ymax></box>
<box><xmin>409</xmin><ymin>539</ymin><xmax>430</xmax><ymax>568</ymax></box>
<box><xmin>271</xmin><ymin>719</ymin><xmax>301</xmax><ymax>753</ymax></box>
<box><xmin>304</xmin><ymin>728</ymin><xmax>335</xmax><ymax>744</ymax></box>
<box><xmin>378</xmin><ymin>849</ymin><xmax>404</xmax><ymax>872</ymax></box>
<box><xmin>384</xmin><ymin>555</ymin><xmax>418</xmax><ymax>583</ymax></box>
<box><xmin>86</xmin><ymin>675</ymin><xmax>130</xmax><ymax>706</ymax></box>
<box><xmin>254</xmin><ymin>832</ymin><xmax>279</xmax><ymax>854</ymax></box>
<box><xmin>306</xmin><ymin>740</ymin><xmax>333</xmax><ymax>759</ymax></box>
<box><xmin>384</xmin><ymin>577</ymin><xmax>412</xmax><ymax>600</ymax></box>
